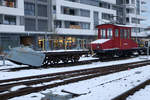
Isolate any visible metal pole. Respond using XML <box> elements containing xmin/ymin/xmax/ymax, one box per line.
<box><xmin>2</xmin><ymin>55</ymin><xmax>5</xmax><ymax>66</ymax></box>
<box><xmin>147</xmin><ymin>41</ymin><xmax>149</xmax><ymax>59</ymax></box>
<box><xmin>135</xmin><ymin>2</ymin><xmax>138</xmax><ymax>43</ymax></box>
<box><xmin>45</xmin><ymin>32</ymin><xmax>48</xmax><ymax>51</ymax></box>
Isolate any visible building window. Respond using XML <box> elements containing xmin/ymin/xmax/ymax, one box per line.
<box><xmin>80</xmin><ymin>22</ymin><xmax>90</xmax><ymax>29</ymax></box>
<box><xmin>53</xmin><ymin>6</ymin><xmax>56</xmax><ymax>14</ymax></box>
<box><xmin>62</xmin><ymin>6</ymin><xmax>77</xmax><ymax>16</ymax></box>
<box><xmin>3</xmin><ymin>15</ymin><xmax>16</xmax><ymax>25</ymax></box>
<box><xmin>61</xmin><ymin>6</ymin><xmax>90</xmax><ymax>17</ymax></box>
<box><xmin>99</xmin><ymin>1</ymin><xmax>111</xmax><ymax>9</ymax></box>
<box><xmin>102</xmin><ymin>13</ymin><xmax>113</xmax><ymax>21</ymax></box>
<box><xmin>25</xmin><ymin>3</ymin><xmax>35</xmax><ymax>16</ymax></box>
<box><xmin>38</xmin><ymin>19</ymin><xmax>48</xmax><ymax>31</ymax></box>
<box><xmin>79</xmin><ymin>0</ymin><xmax>99</xmax><ymax>6</ymax></box>
<box><xmin>126</xmin><ymin>17</ymin><xmax>129</xmax><ymax>23</ymax></box>
<box><xmin>116</xmin><ymin>0</ymin><xmax>124</xmax><ymax>5</ymax></box>
<box><xmin>131</xmin><ymin>0</ymin><xmax>135</xmax><ymax>4</ymax></box>
<box><xmin>94</xmin><ymin>11</ymin><xmax>99</xmax><ymax>28</ymax></box>
<box><xmin>54</xmin><ymin>20</ymin><xmax>62</xmax><ymax>28</ymax></box>
<box><xmin>64</xmin><ymin>21</ymin><xmax>78</xmax><ymax>28</ymax></box>
<box><xmin>136</xmin><ymin>0</ymin><xmax>140</xmax><ymax>15</ymax></box>
<box><xmin>38</xmin><ymin>4</ymin><xmax>47</xmax><ymax>17</ymax></box>
<box><xmin>25</xmin><ymin>18</ymin><xmax>36</xmax><ymax>31</ymax></box>
<box><xmin>66</xmin><ymin>0</ymin><xmax>78</xmax><ymax>2</ymax></box>
<box><xmin>38</xmin><ymin>0</ymin><xmax>47</xmax><ymax>2</ymax></box>
<box><xmin>132</xmin><ymin>18</ymin><xmax>140</xmax><ymax>24</ymax></box>
<box><xmin>0</xmin><ymin>14</ymin><xmax>3</xmax><ymax>24</ymax></box>
<box><xmin>80</xmin><ymin>9</ymin><xmax>90</xmax><ymax>17</ymax></box>
<box><xmin>126</xmin><ymin>0</ymin><xmax>129</xmax><ymax>4</ymax></box>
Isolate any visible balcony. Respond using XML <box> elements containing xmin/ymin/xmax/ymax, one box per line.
<box><xmin>0</xmin><ymin>6</ymin><xmax>24</xmax><ymax>16</ymax></box>
<box><xmin>0</xmin><ymin>0</ymin><xmax>16</xmax><ymax>8</ymax></box>
<box><xmin>125</xmin><ymin>4</ymin><xmax>136</xmax><ymax>9</ymax></box>
<box><xmin>55</xmin><ymin>28</ymin><xmax>96</xmax><ymax>36</ymax></box>
<box><xmin>126</xmin><ymin>13</ymin><xmax>146</xmax><ymax>20</ymax></box>
<box><xmin>0</xmin><ymin>24</ymin><xmax>24</xmax><ymax>33</ymax></box>
<box><xmin>141</xmin><ymin>0</ymin><xmax>146</xmax><ymax>4</ymax></box>
<box><xmin>54</xmin><ymin>14</ymin><xmax>91</xmax><ymax>23</ymax></box>
<box><xmin>100</xmin><ymin>0</ymin><xmax>116</xmax><ymax>4</ymax></box>
<box><xmin>141</xmin><ymin>6</ymin><xmax>147</xmax><ymax>12</ymax></box>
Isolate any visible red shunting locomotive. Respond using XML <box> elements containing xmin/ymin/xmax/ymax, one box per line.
<box><xmin>91</xmin><ymin>24</ymin><xmax>142</xmax><ymax>58</ymax></box>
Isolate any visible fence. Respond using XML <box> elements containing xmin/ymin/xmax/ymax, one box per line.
<box><xmin>38</xmin><ymin>38</ymin><xmax>93</xmax><ymax>51</ymax></box>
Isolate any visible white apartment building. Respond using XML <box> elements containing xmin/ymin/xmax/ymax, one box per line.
<box><xmin>52</xmin><ymin>0</ymin><xmax>116</xmax><ymax>36</ymax></box>
<box><xmin>0</xmin><ymin>0</ymin><xmax>24</xmax><ymax>32</ymax></box>
<box><xmin>119</xmin><ymin>0</ymin><xmax>146</xmax><ymax>32</ymax></box>
<box><xmin>0</xmin><ymin>0</ymin><xmax>24</xmax><ymax>51</ymax></box>
<box><xmin>53</xmin><ymin>0</ymin><xmax>146</xmax><ymax>34</ymax></box>
<box><xmin>0</xmin><ymin>0</ymin><xmax>147</xmax><ymax>51</ymax></box>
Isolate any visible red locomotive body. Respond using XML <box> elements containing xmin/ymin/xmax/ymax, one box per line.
<box><xmin>91</xmin><ymin>24</ymin><xmax>139</xmax><ymax>58</ymax></box>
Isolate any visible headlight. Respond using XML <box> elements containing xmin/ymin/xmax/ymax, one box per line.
<box><xmin>97</xmin><ymin>45</ymin><xmax>100</xmax><ymax>49</ymax></box>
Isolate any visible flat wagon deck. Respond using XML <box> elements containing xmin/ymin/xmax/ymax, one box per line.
<box><xmin>6</xmin><ymin>47</ymin><xmax>89</xmax><ymax>67</ymax></box>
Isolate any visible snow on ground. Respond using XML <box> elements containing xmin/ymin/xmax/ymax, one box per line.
<box><xmin>0</xmin><ymin>56</ymin><xmax>149</xmax><ymax>80</ymax></box>
<box><xmin>0</xmin><ymin>56</ymin><xmax>150</xmax><ymax>100</ymax></box>
<box><xmin>127</xmin><ymin>85</ymin><xmax>150</xmax><ymax>100</ymax></box>
<box><xmin>10</xmin><ymin>64</ymin><xmax>150</xmax><ymax>100</ymax></box>
<box><xmin>0</xmin><ymin>60</ymin><xmax>28</xmax><ymax>70</ymax></box>
<box><xmin>10</xmin><ymin>85</ymin><xmax>27</xmax><ymax>92</ymax></box>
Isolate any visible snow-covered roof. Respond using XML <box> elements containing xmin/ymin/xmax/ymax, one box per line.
<box><xmin>91</xmin><ymin>39</ymin><xmax>110</xmax><ymax>44</ymax></box>
<box><xmin>42</xmin><ymin>49</ymin><xmax>88</xmax><ymax>53</ymax></box>
<box><xmin>97</xmin><ymin>24</ymin><xmax>133</xmax><ymax>28</ymax></box>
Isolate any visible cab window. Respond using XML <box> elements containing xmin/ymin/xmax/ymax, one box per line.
<box><xmin>127</xmin><ymin>29</ymin><xmax>130</xmax><ymax>39</ymax></box>
<box><xmin>107</xmin><ymin>28</ymin><xmax>113</xmax><ymax>38</ymax></box>
<box><xmin>120</xmin><ymin>29</ymin><xmax>124</xmax><ymax>38</ymax></box>
<box><xmin>115</xmin><ymin>29</ymin><xmax>119</xmax><ymax>37</ymax></box>
<box><xmin>124</xmin><ymin>29</ymin><xmax>128</xmax><ymax>39</ymax></box>
<box><xmin>101</xmin><ymin>29</ymin><xmax>106</xmax><ymax>39</ymax></box>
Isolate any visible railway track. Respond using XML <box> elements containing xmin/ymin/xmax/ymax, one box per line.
<box><xmin>0</xmin><ymin>59</ymin><xmax>97</xmax><ymax>72</ymax></box>
<box><xmin>0</xmin><ymin>56</ymin><xmax>135</xmax><ymax>72</ymax></box>
<box><xmin>0</xmin><ymin>60</ymin><xmax>150</xmax><ymax>100</ymax></box>
<box><xmin>112</xmin><ymin>79</ymin><xmax>150</xmax><ymax>100</ymax></box>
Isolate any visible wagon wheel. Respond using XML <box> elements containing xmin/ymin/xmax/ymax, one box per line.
<box><xmin>53</xmin><ymin>58</ymin><xmax>60</xmax><ymax>64</ymax></box>
<box><xmin>62</xmin><ymin>58</ymin><xmax>69</xmax><ymax>63</ymax></box>
<box><xmin>42</xmin><ymin>60</ymin><xmax>49</xmax><ymax>67</ymax></box>
<box><xmin>71</xmin><ymin>56</ymin><xmax>80</xmax><ymax>62</ymax></box>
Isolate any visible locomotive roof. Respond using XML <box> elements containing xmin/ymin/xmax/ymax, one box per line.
<box><xmin>96</xmin><ymin>24</ymin><xmax>132</xmax><ymax>28</ymax></box>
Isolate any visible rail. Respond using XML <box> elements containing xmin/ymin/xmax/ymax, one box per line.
<box><xmin>0</xmin><ymin>54</ymin><xmax>6</xmax><ymax>66</ymax></box>
<box><xmin>0</xmin><ymin>60</ymin><xmax>150</xmax><ymax>99</ymax></box>
<box><xmin>112</xmin><ymin>79</ymin><xmax>150</xmax><ymax>100</ymax></box>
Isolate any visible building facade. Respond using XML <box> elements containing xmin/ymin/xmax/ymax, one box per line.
<box><xmin>0</xmin><ymin>0</ymin><xmax>147</xmax><ymax>51</ymax></box>
<box><xmin>0</xmin><ymin>0</ymin><xmax>24</xmax><ymax>51</ymax></box>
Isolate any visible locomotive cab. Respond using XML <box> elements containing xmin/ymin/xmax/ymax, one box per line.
<box><xmin>91</xmin><ymin>24</ymin><xmax>139</xmax><ymax>58</ymax></box>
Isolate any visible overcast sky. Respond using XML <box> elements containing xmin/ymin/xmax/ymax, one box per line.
<box><xmin>142</xmin><ymin>0</ymin><xmax>150</xmax><ymax>27</ymax></box>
